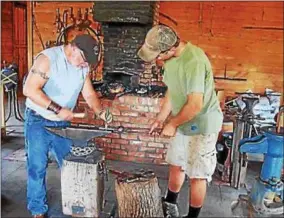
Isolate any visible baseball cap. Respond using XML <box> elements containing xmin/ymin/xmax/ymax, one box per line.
<box><xmin>72</xmin><ymin>34</ymin><xmax>99</xmax><ymax>64</ymax></box>
<box><xmin>137</xmin><ymin>25</ymin><xmax>179</xmax><ymax>62</ymax></box>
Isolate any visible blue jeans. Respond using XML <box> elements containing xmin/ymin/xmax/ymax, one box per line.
<box><xmin>24</xmin><ymin>108</ymin><xmax>72</xmax><ymax>215</ymax></box>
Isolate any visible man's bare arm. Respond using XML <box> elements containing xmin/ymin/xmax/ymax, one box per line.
<box><xmin>156</xmin><ymin>90</ymin><xmax>172</xmax><ymax>123</ymax></box>
<box><xmin>81</xmin><ymin>75</ymin><xmax>103</xmax><ymax>114</ymax></box>
<box><xmin>169</xmin><ymin>93</ymin><xmax>203</xmax><ymax>127</ymax></box>
<box><xmin>23</xmin><ymin>54</ymin><xmax>53</xmax><ymax>108</ymax></box>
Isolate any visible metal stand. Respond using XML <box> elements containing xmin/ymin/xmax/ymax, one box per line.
<box><xmin>230</xmin><ymin>96</ymin><xmax>262</xmax><ymax>189</ymax></box>
<box><xmin>1</xmin><ymin>63</ymin><xmax>24</xmax><ymax>133</ymax></box>
<box><xmin>5</xmin><ymin>88</ymin><xmax>24</xmax><ymax>123</ymax></box>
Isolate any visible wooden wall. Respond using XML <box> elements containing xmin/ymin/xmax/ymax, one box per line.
<box><xmin>29</xmin><ymin>1</ymin><xmax>94</xmax><ymax>64</ymax></box>
<box><xmin>159</xmin><ymin>1</ymin><xmax>283</xmax><ymax>95</ymax></box>
<box><xmin>1</xmin><ymin>1</ymin><xmax>28</xmax><ymax>90</ymax></box>
<box><xmin>1</xmin><ymin>2</ymin><xmax>14</xmax><ymax>63</ymax></box>
<box><xmin>29</xmin><ymin>1</ymin><xmax>283</xmax><ymax>95</ymax></box>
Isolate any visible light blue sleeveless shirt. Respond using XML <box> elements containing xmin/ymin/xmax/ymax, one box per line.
<box><xmin>26</xmin><ymin>45</ymin><xmax>89</xmax><ymax>121</ymax></box>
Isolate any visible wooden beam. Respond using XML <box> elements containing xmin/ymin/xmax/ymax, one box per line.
<box><xmin>27</xmin><ymin>1</ymin><xmax>33</xmax><ymax>69</ymax></box>
<box><xmin>243</xmin><ymin>25</ymin><xmax>284</xmax><ymax>31</ymax></box>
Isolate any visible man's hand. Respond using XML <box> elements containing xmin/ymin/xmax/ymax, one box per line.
<box><xmin>149</xmin><ymin>119</ymin><xmax>162</xmax><ymax>135</ymax></box>
<box><xmin>161</xmin><ymin>121</ymin><xmax>177</xmax><ymax>137</ymax></box>
<box><xmin>98</xmin><ymin>108</ymin><xmax>113</xmax><ymax>124</ymax></box>
<box><xmin>149</xmin><ymin>90</ymin><xmax>172</xmax><ymax>135</ymax></box>
<box><xmin>57</xmin><ymin>108</ymin><xmax>74</xmax><ymax>121</ymax></box>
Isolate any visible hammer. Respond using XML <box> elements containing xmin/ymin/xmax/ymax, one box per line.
<box><xmin>73</xmin><ymin>109</ymin><xmax>113</xmax><ymax>122</ymax></box>
<box><xmin>73</xmin><ymin>112</ymin><xmax>87</xmax><ymax>119</ymax></box>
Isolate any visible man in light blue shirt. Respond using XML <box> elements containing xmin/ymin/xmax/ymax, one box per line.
<box><xmin>23</xmin><ymin>34</ymin><xmax>112</xmax><ymax>217</ymax></box>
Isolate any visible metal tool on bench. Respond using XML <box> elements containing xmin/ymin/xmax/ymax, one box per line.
<box><xmin>231</xmin><ymin>126</ymin><xmax>283</xmax><ymax>215</ymax></box>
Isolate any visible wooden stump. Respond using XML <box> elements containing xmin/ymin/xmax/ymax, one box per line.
<box><xmin>115</xmin><ymin>170</ymin><xmax>163</xmax><ymax>218</ymax></box>
<box><xmin>61</xmin><ymin>156</ymin><xmax>105</xmax><ymax>217</ymax></box>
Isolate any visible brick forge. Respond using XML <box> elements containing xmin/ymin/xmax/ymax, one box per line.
<box><xmin>73</xmin><ymin>95</ymin><xmax>170</xmax><ymax>165</ymax></box>
<box><xmin>71</xmin><ymin>2</ymin><xmax>170</xmax><ymax>165</ymax></box>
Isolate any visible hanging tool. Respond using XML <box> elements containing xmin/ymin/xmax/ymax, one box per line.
<box><xmin>76</xmin><ymin>8</ymin><xmax>83</xmax><ymax>27</ymax></box>
<box><xmin>82</xmin><ymin>8</ymin><xmax>91</xmax><ymax>27</ymax></box>
<box><xmin>69</xmin><ymin>7</ymin><xmax>75</xmax><ymax>26</ymax></box>
<box><xmin>54</xmin><ymin>8</ymin><xmax>63</xmax><ymax>33</ymax></box>
<box><xmin>62</xmin><ymin>9</ymin><xmax>68</xmax><ymax>28</ymax></box>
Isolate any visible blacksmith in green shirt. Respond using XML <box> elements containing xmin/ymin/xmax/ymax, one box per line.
<box><xmin>138</xmin><ymin>25</ymin><xmax>223</xmax><ymax>218</ymax></box>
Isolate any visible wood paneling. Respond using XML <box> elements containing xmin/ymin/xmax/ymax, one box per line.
<box><xmin>13</xmin><ymin>3</ymin><xmax>28</xmax><ymax>84</ymax></box>
<box><xmin>1</xmin><ymin>2</ymin><xmax>14</xmax><ymax>63</ymax></box>
<box><xmin>30</xmin><ymin>1</ymin><xmax>95</xmax><ymax>60</ymax></box>
<box><xmin>1</xmin><ymin>1</ymin><xmax>27</xmax><ymax>90</ymax></box>
<box><xmin>159</xmin><ymin>1</ymin><xmax>283</xmax><ymax>94</ymax></box>
<box><xmin>27</xmin><ymin>2</ymin><xmax>283</xmax><ymax>95</ymax></box>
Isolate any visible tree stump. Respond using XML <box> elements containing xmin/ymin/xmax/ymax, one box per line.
<box><xmin>61</xmin><ymin>151</ymin><xmax>105</xmax><ymax>217</ymax></box>
<box><xmin>114</xmin><ymin>169</ymin><xmax>163</xmax><ymax>218</ymax></box>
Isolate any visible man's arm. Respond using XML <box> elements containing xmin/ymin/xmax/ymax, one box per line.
<box><xmin>23</xmin><ymin>54</ymin><xmax>74</xmax><ymax>120</ymax></box>
<box><xmin>81</xmin><ymin>75</ymin><xmax>103</xmax><ymax>115</ymax></box>
<box><xmin>156</xmin><ymin>90</ymin><xmax>172</xmax><ymax>123</ymax></box>
<box><xmin>23</xmin><ymin>54</ymin><xmax>52</xmax><ymax>108</ymax></box>
<box><xmin>149</xmin><ymin>90</ymin><xmax>172</xmax><ymax>134</ymax></box>
<box><xmin>169</xmin><ymin>93</ymin><xmax>203</xmax><ymax>127</ymax></box>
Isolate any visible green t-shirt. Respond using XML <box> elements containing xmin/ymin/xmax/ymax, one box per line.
<box><xmin>163</xmin><ymin>42</ymin><xmax>223</xmax><ymax>135</ymax></box>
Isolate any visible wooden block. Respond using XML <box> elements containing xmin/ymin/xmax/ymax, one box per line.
<box><xmin>61</xmin><ymin>159</ymin><xmax>105</xmax><ymax>217</ymax></box>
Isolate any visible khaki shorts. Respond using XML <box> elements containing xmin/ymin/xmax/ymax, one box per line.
<box><xmin>165</xmin><ymin>131</ymin><xmax>218</xmax><ymax>182</ymax></box>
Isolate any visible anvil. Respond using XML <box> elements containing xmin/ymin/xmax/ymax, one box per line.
<box><xmin>45</xmin><ymin>123</ymin><xmax>113</xmax><ymax>147</ymax></box>
<box><xmin>45</xmin><ymin>123</ymin><xmax>161</xmax><ymax>147</ymax></box>
<box><xmin>45</xmin><ymin>123</ymin><xmax>113</xmax><ymax>163</ymax></box>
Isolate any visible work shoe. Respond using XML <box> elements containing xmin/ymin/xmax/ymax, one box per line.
<box><xmin>162</xmin><ymin>197</ymin><xmax>180</xmax><ymax>218</ymax></box>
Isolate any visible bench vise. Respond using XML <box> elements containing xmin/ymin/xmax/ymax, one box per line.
<box><xmin>239</xmin><ymin>127</ymin><xmax>283</xmax><ymax>215</ymax></box>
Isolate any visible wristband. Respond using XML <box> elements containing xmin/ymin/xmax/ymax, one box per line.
<box><xmin>47</xmin><ymin>101</ymin><xmax>62</xmax><ymax>114</ymax></box>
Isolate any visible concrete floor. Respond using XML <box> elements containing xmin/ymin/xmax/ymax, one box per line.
<box><xmin>0</xmin><ymin>97</ymin><xmax>270</xmax><ymax>217</ymax></box>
